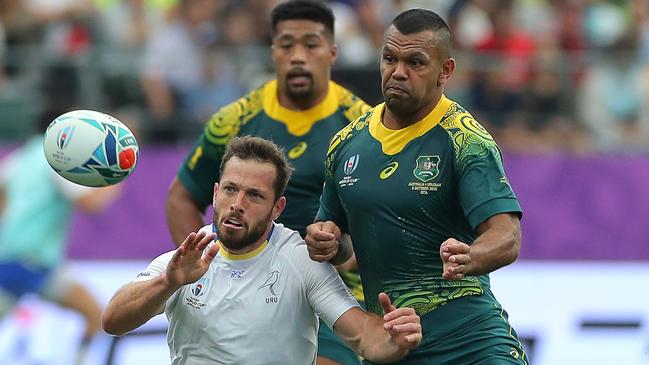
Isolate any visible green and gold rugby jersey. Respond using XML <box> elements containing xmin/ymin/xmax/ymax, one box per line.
<box><xmin>177</xmin><ymin>80</ymin><xmax>369</xmax><ymax>300</ymax></box>
<box><xmin>317</xmin><ymin>95</ymin><xmax>522</xmax><ymax>317</ymax></box>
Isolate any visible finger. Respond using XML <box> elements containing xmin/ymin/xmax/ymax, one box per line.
<box><xmin>309</xmin><ymin>251</ymin><xmax>337</xmax><ymax>263</ymax></box>
<box><xmin>384</xmin><ymin>315</ymin><xmax>420</xmax><ymax>331</ymax></box>
<box><xmin>379</xmin><ymin>292</ymin><xmax>396</xmax><ymax>315</ymax></box>
<box><xmin>181</xmin><ymin>232</ymin><xmax>197</xmax><ymax>248</ymax></box>
<box><xmin>449</xmin><ymin>254</ymin><xmax>470</xmax><ymax>265</ymax></box>
<box><xmin>203</xmin><ymin>242</ymin><xmax>220</xmax><ymax>262</ymax></box>
<box><xmin>307</xmin><ymin>242</ymin><xmax>337</xmax><ymax>254</ymax></box>
<box><xmin>442</xmin><ymin>268</ymin><xmax>465</xmax><ymax>280</ymax></box>
<box><xmin>170</xmin><ymin>246</ymin><xmax>186</xmax><ymax>266</ymax></box>
<box><xmin>196</xmin><ymin>232</ymin><xmax>217</xmax><ymax>251</ymax></box>
<box><xmin>310</xmin><ymin>230</ymin><xmax>337</xmax><ymax>242</ymax></box>
<box><xmin>383</xmin><ymin>307</ymin><xmax>418</xmax><ymax>323</ymax></box>
<box><xmin>306</xmin><ymin>238</ymin><xmax>338</xmax><ymax>251</ymax></box>
<box><xmin>188</xmin><ymin>231</ymin><xmax>207</xmax><ymax>251</ymax></box>
<box><xmin>404</xmin><ymin>333</ymin><xmax>422</xmax><ymax>345</ymax></box>
<box><xmin>439</xmin><ymin>238</ymin><xmax>457</xmax><ymax>250</ymax></box>
<box><xmin>390</xmin><ymin>322</ymin><xmax>422</xmax><ymax>335</ymax></box>
<box><xmin>320</xmin><ymin>221</ymin><xmax>341</xmax><ymax>235</ymax></box>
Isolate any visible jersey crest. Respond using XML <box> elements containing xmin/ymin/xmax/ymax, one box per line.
<box><xmin>413</xmin><ymin>155</ymin><xmax>440</xmax><ymax>182</ymax></box>
<box><xmin>259</xmin><ymin>269</ymin><xmax>280</xmax><ymax>298</ymax></box>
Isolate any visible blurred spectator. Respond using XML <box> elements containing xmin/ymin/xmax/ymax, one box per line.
<box><xmin>579</xmin><ymin>30</ymin><xmax>649</xmax><ymax>150</ymax></box>
<box><xmin>23</xmin><ymin>0</ymin><xmax>98</xmax><ymax>61</ymax></box>
<box><xmin>96</xmin><ymin>0</ymin><xmax>171</xmax><ymax>121</ymax></box>
<box><xmin>470</xmin><ymin>0</ymin><xmax>535</xmax><ymax>123</ymax></box>
<box><xmin>140</xmin><ymin>0</ymin><xmax>244</xmax><ymax>143</ymax></box>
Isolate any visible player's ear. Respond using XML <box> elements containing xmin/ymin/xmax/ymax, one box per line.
<box><xmin>329</xmin><ymin>42</ymin><xmax>338</xmax><ymax>64</ymax></box>
<box><xmin>213</xmin><ymin>183</ymin><xmax>219</xmax><ymax>207</ymax></box>
<box><xmin>437</xmin><ymin>57</ymin><xmax>455</xmax><ymax>87</ymax></box>
<box><xmin>272</xmin><ymin>196</ymin><xmax>286</xmax><ymax>220</ymax></box>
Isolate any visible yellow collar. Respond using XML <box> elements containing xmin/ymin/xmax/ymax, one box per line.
<box><xmin>218</xmin><ymin>240</ymin><xmax>268</xmax><ymax>260</ymax></box>
<box><xmin>369</xmin><ymin>95</ymin><xmax>452</xmax><ymax>155</ymax></box>
<box><xmin>262</xmin><ymin>80</ymin><xmax>340</xmax><ymax>136</ymax></box>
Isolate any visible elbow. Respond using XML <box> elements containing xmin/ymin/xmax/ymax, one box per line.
<box><xmin>101</xmin><ymin>309</ymin><xmax>127</xmax><ymax>337</ymax></box>
<box><xmin>506</xmin><ymin>225</ymin><xmax>522</xmax><ymax>265</ymax></box>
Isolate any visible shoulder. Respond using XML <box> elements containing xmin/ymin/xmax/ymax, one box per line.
<box><xmin>271</xmin><ymin>224</ymin><xmax>322</xmax><ymax>268</ymax></box>
<box><xmin>271</xmin><ymin>223</ymin><xmax>308</xmax><ymax>257</ymax></box>
<box><xmin>204</xmin><ymin>83</ymin><xmax>266</xmax><ymax>145</ymax></box>
<box><xmin>331</xmin><ymin>82</ymin><xmax>371</xmax><ymax>122</ymax></box>
<box><xmin>438</xmin><ymin>100</ymin><xmax>500</xmax><ymax>158</ymax></box>
<box><xmin>326</xmin><ymin>104</ymin><xmax>376</xmax><ymax>158</ymax></box>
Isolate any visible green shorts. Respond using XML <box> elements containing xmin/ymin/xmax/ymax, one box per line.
<box><xmin>363</xmin><ymin>294</ymin><xmax>529</xmax><ymax>365</ymax></box>
<box><xmin>318</xmin><ymin>318</ymin><xmax>361</xmax><ymax>365</ymax></box>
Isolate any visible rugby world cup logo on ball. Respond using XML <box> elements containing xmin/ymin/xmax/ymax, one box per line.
<box><xmin>43</xmin><ymin>110</ymin><xmax>139</xmax><ymax>187</ymax></box>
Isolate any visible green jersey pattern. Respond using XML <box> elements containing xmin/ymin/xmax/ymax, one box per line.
<box><xmin>177</xmin><ymin>80</ymin><xmax>369</xmax><ymax>301</ymax></box>
<box><xmin>319</xmin><ymin>96</ymin><xmax>522</xmax><ymax>316</ymax></box>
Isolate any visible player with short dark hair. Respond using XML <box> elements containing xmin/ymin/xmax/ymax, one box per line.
<box><xmin>306</xmin><ymin>8</ymin><xmax>529</xmax><ymax>364</ymax></box>
<box><xmin>165</xmin><ymin>1</ymin><xmax>370</xmax><ymax>364</ymax></box>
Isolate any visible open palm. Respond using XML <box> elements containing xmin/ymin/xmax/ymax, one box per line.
<box><xmin>166</xmin><ymin>231</ymin><xmax>218</xmax><ymax>287</ymax></box>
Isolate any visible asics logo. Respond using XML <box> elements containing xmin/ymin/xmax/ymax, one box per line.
<box><xmin>379</xmin><ymin>162</ymin><xmax>399</xmax><ymax>179</ymax></box>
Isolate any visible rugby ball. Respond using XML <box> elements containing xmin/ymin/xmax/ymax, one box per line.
<box><xmin>43</xmin><ymin>110</ymin><xmax>138</xmax><ymax>187</ymax></box>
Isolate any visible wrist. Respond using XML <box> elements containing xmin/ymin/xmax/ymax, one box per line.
<box><xmin>159</xmin><ymin>274</ymin><xmax>183</xmax><ymax>293</ymax></box>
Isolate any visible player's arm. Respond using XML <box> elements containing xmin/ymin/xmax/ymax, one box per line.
<box><xmin>305</xmin><ymin>221</ymin><xmax>353</xmax><ymax>265</ymax></box>
<box><xmin>101</xmin><ymin>273</ymin><xmax>177</xmax><ymax>336</ymax></box>
<box><xmin>74</xmin><ymin>185</ymin><xmax>122</xmax><ymax>213</ymax></box>
<box><xmin>442</xmin><ymin>117</ymin><xmax>523</xmax><ymax>280</ymax></box>
<box><xmin>441</xmin><ymin>213</ymin><xmax>520</xmax><ymax>280</ymax></box>
<box><xmin>51</xmin><ymin>172</ymin><xmax>122</xmax><ymax>214</ymax></box>
<box><xmin>333</xmin><ymin>294</ymin><xmax>421</xmax><ymax>363</ymax></box>
<box><xmin>166</xmin><ymin>177</ymin><xmax>208</xmax><ymax>245</ymax></box>
<box><xmin>102</xmin><ymin>231</ymin><xmax>217</xmax><ymax>335</ymax></box>
<box><xmin>306</xmin><ymin>131</ymin><xmax>353</xmax><ymax>263</ymax></box>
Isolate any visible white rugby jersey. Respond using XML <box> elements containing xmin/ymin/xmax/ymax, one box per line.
<box><xmin>134</xmin><ymin>223</ymin><xmax>360</xmax><ymax>365</ymax></box>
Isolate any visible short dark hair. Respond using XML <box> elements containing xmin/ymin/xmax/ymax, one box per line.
<box><xmin>220</xmin><ymin>136</ymin><xmax>294</xmax><ymax>201</ymax></box>
<box><xmin>391</xmin><ymin>8</ymin><xmax>452</xmax><ymax>58</ymax></box>
<box><xmin>271</xmin><ymin>0</ymin><xmax>335</xmax><ymax>38</ymax></box>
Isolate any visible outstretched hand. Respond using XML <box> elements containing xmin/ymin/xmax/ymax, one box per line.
<box><xmin>305</xmin><ymin>221</ymin><xmax>341</xmax><ymax>262</ymax></box>
<box><xmin>166</xmin><ymin>231</ymin><xmax>218</xmax><ymax>288</ymax></box>
<box><xmin>379</xmin><ymin>292</ymin><xmax>421</xmax><ymax>349</ymax></box>
<box><xmin>440</xmin><ymin>238</ymin><xmax>471</xmax><ymax>280</ymax></box>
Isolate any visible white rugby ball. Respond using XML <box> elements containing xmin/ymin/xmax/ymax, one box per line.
<box><xmin>43</xmin><ymin>110</ymin><xmax>138</xmax><ymax>187</ymax></box>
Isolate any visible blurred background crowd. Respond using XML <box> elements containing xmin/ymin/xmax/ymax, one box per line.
<box><xmin>0</xmin><ymin>0</ymin><xmax>648</xmax><ymax>153</ymax></box>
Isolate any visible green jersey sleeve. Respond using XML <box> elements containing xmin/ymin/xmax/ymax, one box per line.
<box><xmin>315</xmin><ymin>121</ymin><xmax>360</xmax><ymax>232</ymax></box>
<box><xmin>450</xmin><ymin>113</ymin><xmax>522</xmax><ymax>229</ymax></box>
<box><xmin>177</xmin><ymin>89</ymin><xmax>262</xmax><ymax>207</ymax></box>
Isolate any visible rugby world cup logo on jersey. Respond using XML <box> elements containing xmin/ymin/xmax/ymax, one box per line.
<box><xmin>192</xmin><ymin>277</ymin><xmax>210</xmax><ymax>297</ymax></box>
<box><xmin>344</xmin><ymin>154</ymin><xmax>359</xmax><ymax>175</ymax></box>
<box><xmin>185</xmin><ymin>277</ymin><xmax>210</xmax><ymax>309</ymax></box>
<box><xmin>413</xmin><ymin>156</ymin><xmax>440</xmax><ymax>182</ymax></box>
<box><xmin>57</xmin><ymin>125</ymin><xmax>75</xmax><ymax>149</ymax></box>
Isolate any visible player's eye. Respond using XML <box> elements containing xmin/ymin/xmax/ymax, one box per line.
<box><xmin>247</xmin><ymin>191</ymin><xmax>264</xmax><ymax>200</ymax></box>
<box><xmin>410</xmin><ymin>58</ymin><xmax>423</xmax><ymax>66</ymax></box>
<box><xmin>223</xmin><ymin>186</ymin><xmax>236</xmax><ymax>193</ymax></box>
<box><xmin>382</xmin><ymin>55</ymin><xmax>394</xmax><ymax>63</ymax></box>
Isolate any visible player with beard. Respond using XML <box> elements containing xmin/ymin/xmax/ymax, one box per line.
<box><xmin>164</xmin><ymin>1</ymin><xmax>369</xmax><ymax>364</ymax></box>
<box><xmin>102</xmin><ymin>136</ymin><xmax>422</xmax><ymax>365</ymax></box>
